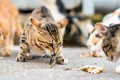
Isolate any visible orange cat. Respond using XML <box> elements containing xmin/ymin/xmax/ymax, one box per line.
<box><xmin>0</xmin><ymin>0</ymin><xmax>22</xmax><ymax>56</ymax></box>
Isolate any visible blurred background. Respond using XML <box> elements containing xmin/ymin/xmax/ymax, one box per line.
<box><xmin>12</xmin><ymin>0</ymin><xmax>120</xmax><ymax>46</ymax></box>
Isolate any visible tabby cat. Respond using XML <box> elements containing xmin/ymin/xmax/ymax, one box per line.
<box><xmin>95</xmin><ymin>23</ymin><xmax>120</xmax><ymax>73</ymax></box>
<box><xmin>0</xmin><ymin>0</ymin><xmax>22</xmax><ymax>57</ymax></box>
<box><xmin>16</xmin><ymin>6</ymin><xmax>68</xmax><ymax>67</ymax></box>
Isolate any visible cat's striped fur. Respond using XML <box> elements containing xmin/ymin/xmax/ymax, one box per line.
<box><xmin>16</xmin><ymin>6</ymin><xmax>68</xmax><ymax>67</ymax></box>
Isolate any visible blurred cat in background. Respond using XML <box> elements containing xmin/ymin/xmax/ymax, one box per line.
<box><xmin>95</xmin><ymin>23</ymin><xmax>120</xmax><ymax>73</ymax></box>
<box><xmin>0</xmin><ymin>0</ymin><xmax>22</xmax><ymax>57</ymax></box>
<box><xmin>87</xmin><ymin>8</ymin><xmax>120</xmax><ymax>57</ymax></box>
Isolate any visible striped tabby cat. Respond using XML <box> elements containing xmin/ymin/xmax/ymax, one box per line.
<box><xmin>16</xmin><ymin>6</ymin><xmax>68</xmax><ymax>67</ymax></box>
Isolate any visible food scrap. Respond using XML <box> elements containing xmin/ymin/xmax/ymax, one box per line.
<box><xmin>64</xmin><ymin>65</ymin><xmax>104</xmax><ymax>74</ymax></box>
<box><xmin>79</xmin><ymin>53</ymin><xmax>103</xmax><ymax>57</ymax></box>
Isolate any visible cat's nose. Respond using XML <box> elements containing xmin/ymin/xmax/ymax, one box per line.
<box><xmin>91</xmin><ymin>51</ymin><xmax>98</xmax><ymax>57</ymax></box>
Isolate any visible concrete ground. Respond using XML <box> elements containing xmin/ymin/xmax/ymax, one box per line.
<box><xmin>0</xmin><ymin>46</ymin><xmax>120</xmax><ymax>80</ymax></box>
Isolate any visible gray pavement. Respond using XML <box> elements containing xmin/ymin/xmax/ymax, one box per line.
<box><xmin>0</xmin><ymin>46</ymin><xmax>120</xmax><ymax>80</ymax></box>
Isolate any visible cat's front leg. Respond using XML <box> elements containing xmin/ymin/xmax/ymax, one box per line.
<box><xmin>16</xmin><ymin>44</ymin><xmax>32</xmax><ymax>62</ymax></box>
<box><xmin>16</xmin><ymin>36</ymin><xmax>32</xmax><ymax>62</ymax></box>
<box><xmin>49</xmin><ymin>49</ymin><xmax>68</xmax><ymax>67</ymax></box>
<box><xmin>56</xmin><ymin>52</ymin><xmax>68</xmax><ymax>65</ymax></box>
<box><xmin>49</xmin><ymin>53</ymin><xmax>56</xmax><ymax>67</ymax></box>
<box><xmin>56</xmin><ymin>48</ymin><xmax>68</xmax><ymax>65</ymax></box>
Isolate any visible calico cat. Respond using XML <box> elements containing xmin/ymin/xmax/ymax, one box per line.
<box><xmin>0</xmin><ymin>0</ymin><xmax>22</xmax><ymax>57</ymax></box>
<box><xmin>87</xmin><ymin>8</ymin><xmax>120</xmax><ymax>57</ymax></box>
<box><xmin>16</xmin><ymin>6</ymin><xmax>68</xmax><ymax>67</ymax></box>
<box><xmin>95</xmin><ymin>22</ymin><xmax>120</xmax><ymax>73</ymax></box>
<box><xmin>86</xmin><ymin>24</ymin><xmax>105</xmax><ymax>57</ymax></box>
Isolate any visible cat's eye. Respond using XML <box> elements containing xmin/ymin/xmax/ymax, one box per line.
<box><xmin>49</xmin><ymin>43</ymin><xmax>53</xmax><ymax>47</ymax></box>
<box><xmin>51</xmin><ymin>30</ymin><xmax>56</xmax><ymax>33</ymax></box>
<box><xmin>95</xmin><ymin>34</ymin><xmax>102</xmax><ymax>38</ymax></box>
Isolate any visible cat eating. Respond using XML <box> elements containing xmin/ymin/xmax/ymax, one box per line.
<box><xmin>16</xmin><ymin>6</ymin><xmax>68</xmax><ymax>67</ymax></box>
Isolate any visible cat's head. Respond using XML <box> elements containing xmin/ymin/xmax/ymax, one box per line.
<box><xmin>28</xmin><ymin>17</ymin><xmax>68</xmax><ymax>46</ymax></box>
<box><xmin>86</xmin><ymin>24</ymin><xmax>105</xmax><ymax>57</ymax></box>
<box><xmin>95</xmin><ymin>22</ymin><xmax>120</xmax><ymax>62</ymax></box>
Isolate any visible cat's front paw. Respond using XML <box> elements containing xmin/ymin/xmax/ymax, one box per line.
<box><xmin>115</xmin><ymin>65</ymin><xmax>120</xmax><ymax>73</ymax></box>
<box><xmin>26</xmin><ymin>53</ymin><xmax>33</xmax><ymax>60</ymax></box>
<box><xmin>56</xmin><ymin>58</ymin><xmax>68</xmax><ymax>65</ymax></box>
<box><xmin>16</xmin><ymin>55</ymin><xmax>28</xmax><ymax>62</ymax></box>
<box><xmin>63</xmin><ymin>59</ymin><xmax>68</xmax><ymax>64</ymax></box>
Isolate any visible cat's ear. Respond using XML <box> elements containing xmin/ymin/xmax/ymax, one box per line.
<box><xmin>29</xmin><ymin>17</ymin><xmax>41</xmax><ymax>27</ymax></box>
<box><xmin>58</xmin><ymin>18</ymin><xmax>68</xmax><ymax>29</ymax></box>
<box><xmin>95</xmin><ymin>22</ymin><xmax>107</xmax><ymax>36</ymax></box>
<box><xmin>86</xmin><ymin>24</ymin><xmax>94</xmax><ymax>33</ymax></box>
